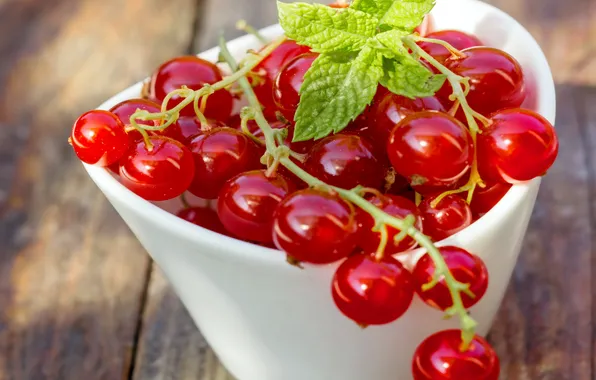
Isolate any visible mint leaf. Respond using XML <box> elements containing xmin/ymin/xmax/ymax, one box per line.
<box><xmin>292</xmin><ymin>46</ymin><xmax>383</xmax><ymax>142</ymax></box>
<box><xmin>352</xmin><ymin>0</ymin><xmax>435</xmax><ymax>31</ymax></box>
<box><xmin>277</xmin><ymin>2</ymin><xmax>379</xmax><ymax>53</ymax></box>
<box><xmin>371</xmin><ymin>29</ymin><xmax>410</xmax><ymax>58</ymax></box>
<box><xmin>380</xmin><ymin>56</ymin><xmax>446</xmax><ymax>98</ymax></box>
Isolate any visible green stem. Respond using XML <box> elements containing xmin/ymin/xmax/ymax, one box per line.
<box><xmin>236</xmin><ymin>20</ymin><xmax>269</xmax><ymax>44</ymax></box>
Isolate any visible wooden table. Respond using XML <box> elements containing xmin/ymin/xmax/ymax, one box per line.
<box><xmin>0</xmin><ymin>0</ymin><xmax>594</xmax><ymax>379</ymax></box>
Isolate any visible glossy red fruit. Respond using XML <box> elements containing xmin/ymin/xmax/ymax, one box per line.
<box><xmin>188</xmin><ymin>128</ymin><xmax>262</xmax><ymax>199</ymax></box>
<box><xmin>305</xmin><ymin>134</ymin><xmax>387</xmax><ymax>190</ymax></box>
<box><xmin>120</xmin><ymin>137</ymin><xmax>194</xmax><ymax>201</ymax></box>
<box><xmin>419</xmin><ymin>195</ymin><xmax>472</xmax><ymax>241</ymax></box>
<box><xmin>177</xmin><ymin>117</ymin><xmax>226</xmax><ymax>144</ymax></box>
<box><xmin>332</xmin><ymin>253</ymin><xmax>415</xmax><ymax>325</ymax></box>
<box><xmin>412</xmin><ymin>330</ymin><xmax>500</xmax><ymax>380</ymax></box>
<box><xmin>358</xmin><ymin>195</ymin><xmax>422</xmax><ymax>254</ymax></box>
<box><xmin>218</xmin><ymin>170</ymin><xmax>295</xmax><ymax>244</ymax></box>
<box><xmin>109</xmin><ymin>98</ymin><xmax>185</xmax><ymax>143</ymax></box>
<box><xmin>71</xmin><ymin>110</ymin><xmax>129</xmax><ymax>166</ymax></box>
<box><xmin>176</xmin><ymin>206</ymin><xmax>228</xmax><ymax>234</ymax></box>
<box><xmin>470</xmin><ymin>182</ymin><xmax>512</xmax><ymax>217</ymax></box>
<box><xmin>272</xmin><ymin>189</ymin><xmax>358</xmax><ymax>264</ymax></box>
<box><xmin>440</xmin><ymin>47</ymin><xmax>526</xmax><ymax>116</ymax></box>
<box><xmin>150</xmin><ymin>56</ymin><xmax>234</xmax><ymax>121</ymax></box>
<box><xmin>418</xmin><ymin>30</ymin><xmax>483</xmax><ymax>63</ymax></box>
<box><xmin>411</xmin><ymin>174</ymin><xmax>468</xmax><ymax>197</ymax></box>
<box><xmin>412</xmin><ymin>246</ymin><xmax>489</xmax><ymax>310</ymax></box>
<box><xmin>478</xmin><ymin>108</ymin><xmax>558</xmax><ymax>183</ymax></box>
<box><xmin>273</xmin><ymin>53</ymin><xmax>318</xmax><ymax>122</ymax></box>
<box><xmin>387</xmin><ymin>111</ymin><xmax>473</xmax><ymax>188</ymax></box>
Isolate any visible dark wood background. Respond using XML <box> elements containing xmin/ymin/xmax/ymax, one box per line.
<box><xmin>0</xmin><ymin>0</ymin><xmax>594</xmax><ymax>379</ymax></box>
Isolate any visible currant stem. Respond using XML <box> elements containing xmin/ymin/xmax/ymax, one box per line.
<box><xmin>411</xmin><ymin>35</ymin><xmax>466</xmax><ymax>59</ymax></box>
<box><xmin>236</xmin><ymin>20</ymin><xmax>269</xmax><ymax>44</ymax></box>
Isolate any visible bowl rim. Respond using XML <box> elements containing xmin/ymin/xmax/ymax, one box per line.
<box><xmin>83</xmin><ymin>0</ymin><xmax>556</xmax><ymax>267</ymax></box>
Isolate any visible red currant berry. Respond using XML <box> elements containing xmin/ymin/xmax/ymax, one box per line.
<box><xmin>176</xmin><ymin>206</ymin><xmax>228</xmax><ymax>234</ymax></box>
<box><xmin>272</xmin><ymin>189</ymin><xmax>358</xmax><ymax>264</ymax></box>
<box><xmin>418</xmin><ymin>30</ymin><xmax>483</xmax><ymax>63</ymax></box>
<box><xmin>71</xmin><ymin>110</ymin><xmax>129</xmax><ymax>166</ymax></box>
<box><xmin>273</xmin><ymin>53</ymin><xmax>318</xmax><ymax>122</ymax></box>
<box><xmin>411</xmin><ymin>173</ymin><xmax>468</xmax><ymax>197</ymax></box>
<box><xmin>412</xmin><ymin>246</ymin><xmax>489</xmax><ymax>310</ymax></box>
<box><xmin>218</xmin><ymin>170</ymin><xmax>295</xmax><ymax>244</ymax></box>
<box><xmin>109</xmin><ymin>98</ymin><xmax>185</xmax><ymax>143</ymax></box>
<box><xmin>150</xmin><ymin>56</ymin><xmax>234</xmax><ymax>121</ymax></box>
<box><xmin>413</xmin><ymin>330</ymin><xmax>499</xmax><ymax>380</ymax></box>
<box><xmin>470</xmin><ymin>182</ymin><xmax>512</xmax><ymax>217</ymax></box>
<box><xmin>441</xmin><ymin>47</ymin><xmax>526</xmax><ymax>116</ymax></box>
<box><xmin>358</xmin><ymin>194</ymin><xmax>422</xmax><ymax>254</ymax></box>
<box><xmin>120</xmin><ymin>137</ymin><xmax>194</xmax><ymax>201</ymax></box>
<box><xmin>177</xmin><ymin>117</ymin><xmax>226</xmax><ymax>144</ymax></box>
<box><xmin>305</xmin><ymin>134</ymin><xmax>387</xmax><ymax>190</ymax></box>
<box><xmin>387</xmin><ymin>111</ymin><xmax>473</xmax><ymax>187</ymax></box>
<box><xmin>332</xmin><ymin>253</ymin><xmax>415</xmax><ymax>325</ymax></box>
<box><xmin>478</xmin><ymin>108</ymin><xmax>558</xmax><ymax>183</ymax></box>
<box><xmin>188</xmin><ymin>128</ymin><xmax>262</xmax><ymax>199</ymax></box>
<box><xmin>418</xmin><ymin>195</ymin><xmax>472</xmax><ymax>241</ymax></box>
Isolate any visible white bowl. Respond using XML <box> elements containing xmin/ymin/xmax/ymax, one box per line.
<box><xmin>83</xmin><ymin>0</ymin><xmax>555</xmax><ymax>379</ymax></box>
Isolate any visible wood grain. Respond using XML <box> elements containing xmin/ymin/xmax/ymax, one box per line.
<box><xmin>0</xmin><ymin>0</ymin><xmax>196</xmax><ymax>379</ymax></box>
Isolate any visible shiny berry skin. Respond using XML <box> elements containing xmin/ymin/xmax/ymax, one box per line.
<box><xmin>418</xmin><ymin>30</ymin><xmax>483</xmax><ymax>63</ymax></box>
<box><xmin>387</xmin><ymin>111</ymin><xmax>473</xmax><ymax>187</ymax></box>
<box><xmin>272</xmin><ymin>189</ymin><xmax>358</xmax><ymax>264</ymax></box>
<box><xmin>177</xmin><ymin>117</ymin><xmax>226</xmax><ymax>144</ymax></box>
<box><xmin>470</xmin><ymin>182</ymin><xmax>512</xmax><ymax>217</ymax></box>
<box><xmin>332</xmin><ymin>253</ymin><xmax>415</xmax><ymax>325</ymax></box>
<box><xmin>441</xmin><ymin>47</ymin><xmax>526</xmax><ymax>117</ymax></box>
<box><xmin>71</xmin><ymin>110</ymin><xmax>129</xmax><ymax>166</ymax></box>
<box><xmin>412</xmin><ymin>330</ymin><xmax>500</xmax><ymax>380</ymax></box>
<box><xmin>109</xmin><ymin>98</ymin><xmax>184</xmax><ymax>143</ymax></box>
<box><xmin>412</xmin><ymin>246</ymin><xmax>489</xmax><ymax>310</ymax></box>
<box><xmin>478</xmin><ymin>108</ymin><xmax>558</xmax><ymax>183</ymax></box>
<box><xmin>149</xmin><ymin>56</ymin><xmax>234</xmax><ymax>121</ymax></box>
<box><xmin>305</xmin><ymin>134</ymin><xmax>387</xmax><ymax>190</ymax></box>
<box><xmin>120</xmin><ymin>137</ymin><xmax>195</xmax><ymax>201</ymax></box>
<box><xmin>218</xmin><ymin>170</ymin><xmax>294</xmax><ymax>244</ymax></box>
<box><xmin>273</xmin><ymin>53</ymin><xmax>318</xmax><ymax>122</ymax></box>
<box><xmin>176</xmin><ymin>207</ymin><xmax>228</xmax><ymax>234</ymax></box>
<box><xmin>358</xmin><ymin>195</ymin><xmax>422</xmax><ymax>254</ymax></box>
<box><xmin>188</xmin><ymin>128</ymin><xmax>262</xmax><ymax>199</ymax></box>
<box><xmin>419</xmin><ymin>195</ymin><xmax>472</xmax><ymax>241</ymax></box>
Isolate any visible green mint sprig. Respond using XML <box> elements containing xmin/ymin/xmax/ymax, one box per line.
<box><xmin>277</xmin><ymin>0</ymin><xmax>445</xmax><ymax>142</ymax></box>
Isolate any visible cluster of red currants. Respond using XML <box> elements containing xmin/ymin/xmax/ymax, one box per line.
<box><xmin>70</xmin><ymin>11</ymin><xmax>557</xmax><ymax>379</ymax></box>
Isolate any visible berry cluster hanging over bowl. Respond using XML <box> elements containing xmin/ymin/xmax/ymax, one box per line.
<box><xmin>70</xmin><ymin>0</ymin><xmax>558</xmax><ymax>378</ymax></box>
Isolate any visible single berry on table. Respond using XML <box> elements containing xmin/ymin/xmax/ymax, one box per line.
<box><xmin>119</xmin><ymin>136</ymin><xmax>195</xmax><ymax>201</ymax></box>
<box><xmin>418</xmin><ymin>30</ymin><xmax>483</xmax><ymax>63</ymax></box>
<box><xmin>332</xmin><ymin>253</ymin><xmax>415</xmax><ymax>326</ymax></box>
<box><xmin>218</xmin><ymin>170</ymin><xmax>295</xmax><ymax>244</ymax></box>
<box><xmin>418</xmin><ymin>194</ymin><xmax>472</xmax><ymax>241</ymax></box>
<box><xmin>272</xmin><ymin>188</ymin><xmax>358</xmax><ymax>264</ymax></box>
<box><xmin>412</xmin><ymin>330</ymin><xmax>500</xmax><ymax>380</ymax></box>
<box><xmin>412</xmin><ymin>246</ymin><xmax>489</xmax><ymax>310</ymax></box>
<box><xmin>177</xmin><ymin>206</ymin><xmax>228</xmax><ymax>235</ymax></box>
<box><xmin>273</xmin><ymin>52</ymin><xmax>318</xmax><ymax>122</ymax></box>
<box><xmin>71</xmin><ymin>110</ymin><xmax>129</xmax><ymax>166</ymax></box>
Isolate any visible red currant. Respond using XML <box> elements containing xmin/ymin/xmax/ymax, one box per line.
<box><xmin>358</xmin><ymin>194</ymin><xmax>422</xmax><ymax>254</ymax></box>
<box><xmin>305</xmin><ymin>134</ymin><xmax>387</xmax><ymax>190</ymax></box>
<box><xmin>273</xmin><ymin>53</ymin><xmax>318</xmax><ymax>122</ymax></box>
<box><xmin>218</xmin><ymin>170</ymin><xmax>295</xmax><ymax>244</ymax></box>
<box><xmin>387</xmin><ymin>111</ymin><xmax>473</xmax><ymax>188</ymax></box>
<box><xmin>188</xmin><ymin>128</ymin><xmax>262</xmax><ymax>199</ymax></box>
<box><xmin>418</xmin><ymin>30</ymin><xmax>483</xmax><ymax>63</ymax></box>
<box><xmin>478</xmin><ymin>108</ymin><xmax>558</xmax><ymax>183</ymax></box>
<box><xmin>412</xmin><ymin>330</ymin><xmax>499</xmax><ymax>380</ymax></box>
<box><xmin>176</xmin><ymin>206</ymin><xmax>228</xmax><ymax>234</ymax></box>
<box><xmin>177</xmin><ymin>117</ymin><xmax>226</xmax><ymax>144</ymax></box>
<box><xmin>441</xmin><ymin>47</ymin><xmax>526</xmax><ymax>117</ymax></box>
<box><xmin>272</xmin><ymin>188</ymin><xmax>358</xmax><ymax>264</ymax></box>
<box><xmin>119</xmin><ymin>137</ymin><xmax>194</xmax><ymax>201</ymax></box>
<box><xmin>149</xmin><ymin>56</ymin><xmax>234</xmax><ymax>121</ymax></box>
<box><xmin>418</xmin><ymin>195</ymin><xmax>472</xmax><ymax>241</ymax></box>
<box><xmin>332</xmin><ymin>253</ymin><xmax>415</xmax><ymax>325</ymax></box>
<box><xmin>412</xmin><ymin>246</ymin><xmax>489</xmax><ymax>310</ymax></box>
<box><xmin>71</xmin><ymin>110</ymin><xmax>129</xmax><ymax>166</ymax></box>
<box><xmin>470</xmin><ymin>182</ymin><xmax>512</xmax><ymax>217</ymax></box>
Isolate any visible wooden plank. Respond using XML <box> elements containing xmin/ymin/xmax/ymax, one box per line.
<box><xmin>488</xmin><ymin>85</ymin><xmax>592</xmax><ymax>380</ymax></box>
<box><xmin>0</xmin><ymin>0</ymin><xmax>196</xmax><ymax>379</ymax></box>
